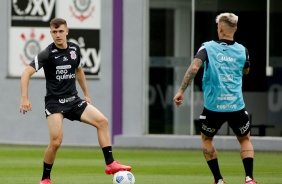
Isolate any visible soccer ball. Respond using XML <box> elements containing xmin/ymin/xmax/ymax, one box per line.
<box><xmin>112</xmin><ymin>171</ymin><xmax>135</xmax><ymax>184</ymax></box>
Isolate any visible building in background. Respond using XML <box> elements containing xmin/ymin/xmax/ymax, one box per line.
<box><xmin>0</xmin><ymin>0</ymin><xmax>281</xmax><ymax>150</ymax></box>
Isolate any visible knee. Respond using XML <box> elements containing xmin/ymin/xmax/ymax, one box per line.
<box><xmin>50</xmin><ymin>138</ymin><xmax>62</xmax><ymax>150</ymax></box>
<box><xmin>237</xmin><ymin>133</ymin><xmax>251</xmax><ymax>143</ymax></box>
<box><xmin>97</xmin><ymin>117</ymin><xmax>109</xmax><ymax>129</ymax></box>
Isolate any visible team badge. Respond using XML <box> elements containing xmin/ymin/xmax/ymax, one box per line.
<box><xmin>20</xmin><ymin>28</ymin><xmax>45</xmax><ymax>66</ymax></box>
<box><xmin>70</xmin><ymin>0</ymin><xmax>95</xmax><ymax>22</ymax></box>
<box><xmin>70</xmin><ymin>50</ymin><xmax>77</xmax><ymax>60</ymax></box>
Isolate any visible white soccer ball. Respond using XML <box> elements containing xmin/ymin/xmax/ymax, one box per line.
<box><xmin>112</xmin><ymin>171</ymin><xmax>135</xmax><ymax>184</ymax></box>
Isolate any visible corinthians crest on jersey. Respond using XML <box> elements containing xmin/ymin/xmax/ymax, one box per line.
<box><xmin>70</xmin><ymin>50</ymin><xmax>77</xmax><ymax>60</ymax></box>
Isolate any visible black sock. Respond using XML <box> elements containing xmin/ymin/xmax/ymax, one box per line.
<box><xmin>42</xmin><ymin>162</ymin><xmax>53</xmax><ymax>180</ymax></box>
<box><xmin>207</xmin><ymin>158</ymin><xmax>223</xmax><ymax>182</ymax></box>
<box><xmin>102</xmin><ymin>146</ymin><xmax>114</xmax><ymax>165</ymax></box>
<box><xmin>243</xmin><ymin>157</ymin><xmax>254</xmax><ymax>179</ymax></box>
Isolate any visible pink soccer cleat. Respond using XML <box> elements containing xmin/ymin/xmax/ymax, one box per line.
<box><xmin>246</xmin><ymin>179</ymin><xmax>257</xmax><ymax>184</ymax></box>
<box><xmin>40</xmin><ymin>178</ymin><xmax>51</xmax><ymax>184</ymax></box>
<box><xmin>105</xmin><ymin>161</ymin><xmax>131</xmax><ymax>175</ymax></box>
<box><xmin>245</xmin><ymin>176</ymin><xmax>257</xmax><ymax>184</ymax></box>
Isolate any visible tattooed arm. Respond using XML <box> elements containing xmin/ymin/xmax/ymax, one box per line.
<box><xmin>179</xmin><ymin>58</ymin><xmax>203</xmax><ymax>92</ymax></box>
<box><xmin>173</xmin><ymin>58</ymin><xmax>203</xmax><ymax>107</ymax></box>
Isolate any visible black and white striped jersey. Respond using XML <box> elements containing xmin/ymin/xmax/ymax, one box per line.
<box><xmin>29</xmin><ymin>42</ymin><xmax>82</xmax><ymax>99</ymax></box>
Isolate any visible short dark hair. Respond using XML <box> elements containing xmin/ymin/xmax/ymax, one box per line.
<box><xmin>50</xmin><ymin>18</ymin><xmax>67</xmax><ymax>28</ymax></box>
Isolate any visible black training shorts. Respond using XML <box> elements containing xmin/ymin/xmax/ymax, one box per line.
<box><xmin>45</xmin><ymin>95</ymin><xmax>88</xmax><ymax>121</ymax></box>
<box><xmin>199</xmin><ymin>108</ymin><xmax>250</xmax><ymax>137</ymax></box>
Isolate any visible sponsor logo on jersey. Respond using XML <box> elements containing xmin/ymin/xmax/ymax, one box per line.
<box><xmin>218</xmin><ymin>85</ymin><xmax>235</xmax><ymax>89</ymax></box>
<box><xmin>70</xmin><ymin>0</ymin><xmax>95</xmax><ymax>22</ymax></box>
<box><xmin>215</xmin><ymin>64</ymin><xmax>236</xmax><ymax>71</ymax></box>
<box><xmin>56</xmin><ymin>65</ymin><xmax>75</xmax><ymax>81</ymax></box>
<box><xmin>217</xmin><ymin>94</ymin><xmax>237</xmax><ymax>101</ymax></box>
<box><xmin>216</xmin><ymin>53</ymin><xmax>236</xmax><ymax>62</ymax></box>
<box><xmin>56</xmin><ymin>65</ymin><xmax>71</xmax><ymax>70</ymax></box>
<box><xmin>219</xmin><ymin>74</ymin><xmax>234</xmax><ymax>82</ymax></box>
<box><xmin>216</xmin><ymin>104</ymin><xmax>237</xmax><ymax>109</ymax></box>
<box><xmin>58</xmin><ymin>96</ymin><xmax>76</xmax><ymax>104</ymax></box>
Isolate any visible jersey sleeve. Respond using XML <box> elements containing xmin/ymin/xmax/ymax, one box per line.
<box><xmin>29</xmin><ymin>47</ymin><xmax>50</xmax><ymax>72</ymax></box>
<box><xmin>76</xmin><ymin>46</ymin><xmax>83</xmax><ymax>68</ymax></box>
<box><xmin>194</xmin><ymin>45</ymin><xmax>207</xmax><ymax>62</ymax></box>
<box><xmin>244</xmin><ymin>47</ymin><xmax>250</xmax><ymax>69</ymax></box>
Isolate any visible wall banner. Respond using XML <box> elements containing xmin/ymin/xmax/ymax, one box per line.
<box><xmin>9</xmin><ymin>0</ymin><xmax>101</xmax><ymax>79</ymax></box>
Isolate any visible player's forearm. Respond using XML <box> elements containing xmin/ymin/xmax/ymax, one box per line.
<box><xmin>21</xmin><ymin>66</ymin><xmax>36</xmax><ymax>98</ymax></box>
<box><xmin>76</xmin><ymin>71</ymin><xmax>90</xmax><ymax>97</ymax></box>
<box><xmin>20</xmin><ymin>70</ymin><xmax>30</xmax><ymax>98</ymax></box>
<box><xmin>179</xmin><ymin>58</ymin><xmax>202</xmax><ymax>93</ymax></box>
<box><xmin>80</xmin><ymin>82</ymin><xmax>90</xmax><ymax>97</ymax></box>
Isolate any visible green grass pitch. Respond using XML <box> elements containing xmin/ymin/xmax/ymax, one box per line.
<box><xmin>0</xmin><ymin>144</ymin><xmax>281</xmax><ymax>183</ymax></box>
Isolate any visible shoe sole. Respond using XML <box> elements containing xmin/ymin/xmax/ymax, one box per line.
<box><xmin>105</xmin><ymin>168</ymin><xmax>132</xmax><ymax>175</ymax></box>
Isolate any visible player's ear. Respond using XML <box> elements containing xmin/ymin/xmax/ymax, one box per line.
<box><xmin>66</xmin><ymin>28</ymin><xmax>69</xmax><ymax>35</ymax></box>
<box><xmin>219</xmin><ymin>25</ymin><xmax>223</xmax><ymax>33</ymax></box>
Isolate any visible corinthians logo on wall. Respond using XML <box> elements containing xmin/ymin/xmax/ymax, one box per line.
<box><xmin>19</xmin><ymin>29</ymin><xmax>45</xmax><ymax>66</ymax></box>
<box><xmin>70</xmin><ymin>0</ymin><xmax>95</xmax><ymax>22</ymax></box>
<box><xmin>11</xmin><ymin>0</ymin><xmax>56</xmax><ymax>27</ymax></box>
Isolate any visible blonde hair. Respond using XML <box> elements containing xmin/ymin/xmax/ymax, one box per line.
<box><xmin>215</xmin><ymin>13</ymin><xmax>238</xmax><ymax>27</ymax></box>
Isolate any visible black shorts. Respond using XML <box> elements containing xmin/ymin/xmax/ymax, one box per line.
<box><xmin>199</xmin><ymin>107</ymin><xmax>250</xmax><ymax>137</ymax></box>
<box><xmin>45</xmin><ymin>95</ymin><xmax>88</xmax><ymax>121</ymax></box>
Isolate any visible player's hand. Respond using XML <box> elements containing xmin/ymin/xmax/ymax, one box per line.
<box><xmin>20</xmin><ymin>97</ymin><xmax>32</xmax><ymax>114</ymax></box>
<box><xmin>173</xmin><ymin>91</ymin><xmax>184</xmax><ymax>107</ymax></box>
<box><xmin>84</xmin><ymin>96</ymin><xmax>91</xmax><ymax>104</ymax></box>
